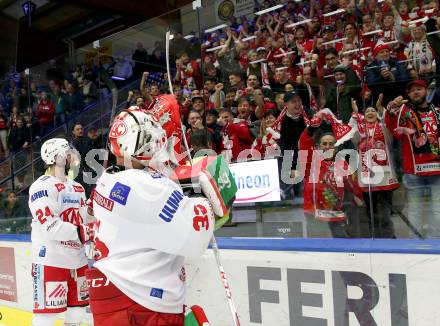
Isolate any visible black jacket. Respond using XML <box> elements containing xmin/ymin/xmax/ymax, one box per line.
<box><xmin>366</xmin><ymin>57</ymin><xmax>409</xmax><ymax>105</ymax></box>
<box><xmin>8</xmin><ymin>126</ymin><xmax>30</xmax><ymax>151</ymax></box>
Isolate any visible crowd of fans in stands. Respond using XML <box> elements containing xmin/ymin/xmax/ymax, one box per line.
<box><xmin>1</xmin><ymin>0</ymin><xmax>440</xmax><ymax>238</ymax></box>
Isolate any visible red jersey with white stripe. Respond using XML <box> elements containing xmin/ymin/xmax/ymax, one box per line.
<box><xmin>29</xmin><ymin>175</ymin><xmax>88</xmax><ymax>269</ymax></box>
<box><xmin>385</xmin><ymin>103</ymin><xmax>440</xmax><ymax>175</ymax></box>
<box><xmin>92</xmin><ymin>167</ymin><xmax>214</xmax><ymax>313</ymax></box>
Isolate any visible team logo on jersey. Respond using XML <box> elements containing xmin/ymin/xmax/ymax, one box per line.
<box><xmin>73</xmin><ymin>185</ymin><xmax>84</xmax><ymax>192</ymax></box>
<box><xmin>55</xmin><ymin>183</ymin><xmax>65</xmax><ymax>192</ymax></box>
<box><xmin>150</xmin><ymin>288</ymin><xmax>163</xmax><ymax>299</ymax></box>
<box><xmin>109</xmin><ymin>119</ymin><xmax>128</xmax><ymax>138</ymax></box>
<box><xmin>109</xmin><ymin>182</ymin><xmax>131</xmax><ymax>205</ymax></box>
<box><xmin>94</xmin><ymin>191</ymin><xmax>114</xmax><ymax>211</ymax></box>
<box><xmin>94</xmin><ymin>237</ymin><xmax>109</xmax><ymax>261</ymax></box>
<box><xmin>45</xmin><ymin>282</ymin><xmax>68</xmax><ymax>309</ymax></box>
<box><xmin>158</xmin><ymin>190</ymin><xmax>184</xmax><ymax>222</ymax></box>
<box><xmin>60</xmin><ymin>207</ymin><xmax>82</xmax><ymax>225</ymax></box>
<box><xmin>31</xmin><ymin>190</ymin><xmax>48</xmax><ymax>202</ymax></box>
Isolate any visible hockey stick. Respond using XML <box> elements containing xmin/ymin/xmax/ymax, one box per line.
<box><xmin>165</xmin><ymin>30</ymin><xmax>241</xmax><ymax>326</ymax></box>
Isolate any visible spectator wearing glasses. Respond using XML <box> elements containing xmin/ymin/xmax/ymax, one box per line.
<box><xmin>319</xmin><ymin>48</ymin><xmax>358</xmax><ymax>89</ymax></box>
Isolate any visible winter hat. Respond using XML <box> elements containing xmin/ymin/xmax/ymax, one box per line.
<box><xmin>373</xmin><ymin>42</ymin><xmax>391</xmax><ymax>57</ymax></box>
<box><xmin>333</xmin><ymin>64</ymin><xmax>349</xmax><ymax>74</ymax></box>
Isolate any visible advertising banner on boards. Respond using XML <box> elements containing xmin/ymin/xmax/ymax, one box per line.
<box><xmin>1</xmin><ymin>240</ymin><xmax>440</xmax><ymax>325</ymax></box>
<box><xmin>0</xmin><ymin>247</ymin><xmax>17</xmax><ymax>302</ymax></box>
<box><xmin>186</xmin><ymin>249</ymin><xmax>440</xmax><ymax>325</ymax></box>
<box><xmin>229</xmin><ymin>159</ymin><xmax>281</xmax><ymax>204</ymax></box>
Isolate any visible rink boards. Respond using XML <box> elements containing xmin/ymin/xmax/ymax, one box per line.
<box><xmin>1</xmin><ymin>236</ymin><xmax>440</xmax><ymax>326</ymax></box>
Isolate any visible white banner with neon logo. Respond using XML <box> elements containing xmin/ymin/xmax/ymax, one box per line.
<box><xmin>229</xmin><ymin>159</ymin><xmax>281</xmax><ymax>204</ymax></box>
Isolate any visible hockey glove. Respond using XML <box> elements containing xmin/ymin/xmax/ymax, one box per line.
<box><xmin>78</xmin><ymin>223</ymin><xmax>95</xmax><ymax>244</ymax></box>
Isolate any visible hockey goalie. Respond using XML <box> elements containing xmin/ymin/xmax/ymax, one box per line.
<box><xmin>85</xmin><ymin>107</ymin><xmax>236</xmax><ymax>326</ymax></box>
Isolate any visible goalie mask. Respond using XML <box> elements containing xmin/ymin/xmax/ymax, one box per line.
<box><xmin>109</xmin><ymin>109</ymin><xmax>168</xmax><ymax>165</ymax></box>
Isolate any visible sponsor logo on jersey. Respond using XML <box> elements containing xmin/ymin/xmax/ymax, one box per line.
<box><xmin>31</xmin><ymin>190</ymin><xmax>48</xmax><ymax>202</ymax></box>
<box><xmin>109</xmin><ymin>182</ymin><xmax>131</xmax><ymax>205</ymax></box>
<box><xmin>32</xmin><ymin>264</ymin><xmax>44</xmax><ymax>310</ymax></box>
<box><xmin>62</xmin><ymin>195</ymin><xmax>81</xmax><ymax>206</ymax></box>
<box><xmin>60</xmin><ymin>240</ymin><xmax>81</xmax><ymax>250</ymax></box>
<box><xmin>109</xmin><ymin>119</ymin><xmax>128</xmax><ymax>138</ymax></box>
<box><xmin>46</xmin><ymin>220</ymin><xmax>57</xmax><ymax>232</ymax></box>
<box><xmin>94</xmin><ymin>191</ymin><xmax>114</xmax><ymax>211</ymax></box>
<box><xmin>158</xmin><ymin>190</ymin><xmax>184</xmax><ymax>222</ymax></box>
<box><xmin>73</xmin><ymin>185</ymin><xmax>84</xmax><ymax>192</ymax></box>
<box><xmin>45</xmin><ymin>282</ymin><xmax>67</xmax><ymax>309</ymax></box>
<box><xmin>55</xmin><ymin>183</ymin><xmax>65</xmax><ymax>192</ymax></box>
<box><xmin>76</xmin><ymin>276</ymin><xmax>89</xmax><ymax>301</ymax></box>
<box><xmin>38</xmin><ymin>246</ymin><xmax>46</xmax><ymax>257</ymax></box>
<box><xmin>87</xmin><ymin>276</ymin><xmax>110</xmax><ymax>288</ymax></box>
<box><xmin>150</xmin><ymin>288</ymin><xmax>163</xmax><ymax>299</ymax></box>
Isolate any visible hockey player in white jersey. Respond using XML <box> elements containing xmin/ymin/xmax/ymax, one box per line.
<box><xmin>29</xmin><ymin>138</ymin><xmax>94</xmax><ymax>326</ymax></box>
<box><xmin>85</xmin><ymin>109</ymin><xmax>232</xmax><ymax>325</ymax></box>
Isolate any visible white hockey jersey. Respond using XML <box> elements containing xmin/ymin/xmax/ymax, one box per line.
<box><xmin>92</xmin><ymin>167</ymin><xmax>214</xmax><ymax>313</ymax></box>
<box><xmin>29</xmin><ymin>175</ymin><xmax>88</xmax><ymax>269</ymax></box>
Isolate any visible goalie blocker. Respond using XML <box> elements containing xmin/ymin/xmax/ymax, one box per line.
<box><xmin>171</xmin><ymin>156</ymin><xmax>237</xmax><ymax>218</ymax></box>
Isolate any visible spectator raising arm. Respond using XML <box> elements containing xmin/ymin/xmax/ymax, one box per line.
<box><xmin>213</xmin><ymin>83</ymin><xmax>224</xmax><ymax>110</ymax></box>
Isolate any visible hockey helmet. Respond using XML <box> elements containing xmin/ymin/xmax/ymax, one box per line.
<box><xmin>109</xmin><ymin>109</ymin><xmax>167</xmax><ymax>165</ymax></box>
<box><xmin>41</xmin><ymin>138</ymin><xmax>73</xmax><ymax>165</ymax></box>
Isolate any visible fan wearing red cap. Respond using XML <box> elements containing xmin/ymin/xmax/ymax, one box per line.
<box><xmin>384</xmin><ymin>79</ymin><xmax>440</xmax><ymax>238</ymax></box>
<box><xmin>372</xmin><ymin>43</ymin><xmax>391</xmax><ymax>58</ymax></box>
<box><xmin>366</xmin><ymin>41</ymin><xmax>410</xmax><ymax>106</ymax></box>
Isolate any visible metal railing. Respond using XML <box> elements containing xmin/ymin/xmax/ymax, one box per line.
<box><xmin>0</xmin><ymin>79</ymin><xmax>139</xmax><ymax>193</ymax></box>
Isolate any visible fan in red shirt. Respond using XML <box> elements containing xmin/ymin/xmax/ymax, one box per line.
<box><xmin>251</xmin><ymin>110</ymin><xmax>281</xmax><ymax>159</ymax></box>
<box><xmin>35</xmin><ymin>91</ymin><xmax>55</xmax><ymax>135</ymax></box>
<box><xmin>217</xmin><ymin>108</ymin><xmax>254</xmax><ymax>162</ymax></box>
<box><xmin>299</xmin><ymin>127</ymin><xmax>364</xmax><ymax>238</ymax></box>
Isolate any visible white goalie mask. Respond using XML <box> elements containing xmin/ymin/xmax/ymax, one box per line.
<box><xmin>109</xmin><ymin>109</ymin><xmax>168</xmax><ymax>165</ymax></box>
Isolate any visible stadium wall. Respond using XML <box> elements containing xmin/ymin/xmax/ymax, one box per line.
<box><xmin>0</xmin><ymin>236</ymin><xmax>439</xmax><ymax>325</ymax></box>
